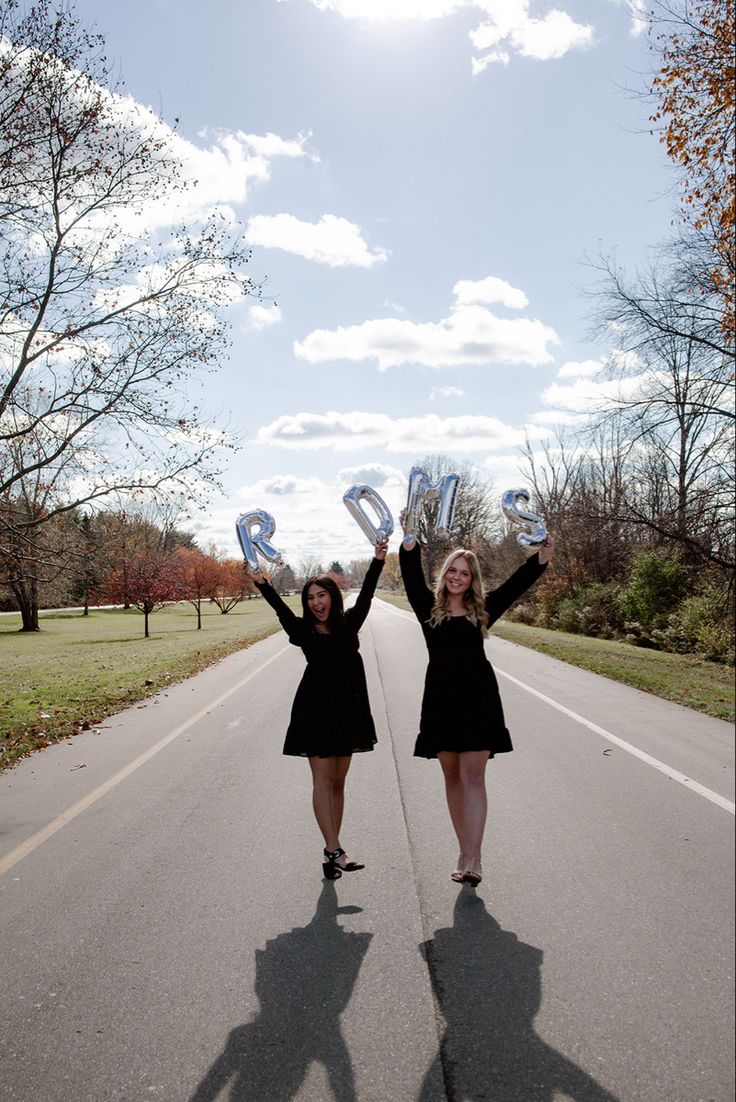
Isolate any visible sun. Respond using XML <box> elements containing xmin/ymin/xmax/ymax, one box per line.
<box><xmin>313</xmin><ymin>0</ymin><xmax>466</xmax><ymax>23</ymax></box>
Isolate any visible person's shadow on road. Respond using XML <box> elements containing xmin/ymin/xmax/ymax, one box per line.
<box><xmin>189</xmin><ymin>880</ymin><xmax>372</xmax><ymax>1102</ymax></box>
<box><xmin>419</xmin><ymin>890</ymin><xmax>621</xmax><ymax>1102</ymax></box>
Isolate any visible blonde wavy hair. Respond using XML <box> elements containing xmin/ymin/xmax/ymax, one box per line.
<box><xmin>430</xmin><ymin>549</ymin><xmax>489</xmax><ymax>637</ymax></box>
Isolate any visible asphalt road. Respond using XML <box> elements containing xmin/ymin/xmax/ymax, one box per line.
<box><xmin>1</xmin><ymin>598</ymin><xmax>734</xmax><ymax>1102</ymax></box>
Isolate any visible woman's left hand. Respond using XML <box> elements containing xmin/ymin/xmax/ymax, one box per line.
<box><xmin>374</xmin><ymin>536</ymin><xmax>389</xmax><ymax>561</ymax></box>
<box><xmin>538</xmin><ymin>534</ymin><xmax>554</xmax><ymax>564</ymax></box>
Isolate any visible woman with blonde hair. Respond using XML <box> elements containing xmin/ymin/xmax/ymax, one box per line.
<box><xmin>399</xmin><ymin>528</ymin><xmax>553</xmax><ymax>886</ymax></box>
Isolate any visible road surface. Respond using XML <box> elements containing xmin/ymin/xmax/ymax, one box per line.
<box><xmin>1</xmin><ymin>598</ymin><xmax>733</xmax><ymax>1101</ymax></box>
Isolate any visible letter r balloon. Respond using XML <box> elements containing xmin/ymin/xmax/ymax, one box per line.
<box><xmin>235</xmin><ymin>509</ymin><xmax>283</xmax><ymax>572</ymax></box>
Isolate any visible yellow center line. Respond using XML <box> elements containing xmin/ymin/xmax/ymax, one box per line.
<box><xmin>0</xmin><ymin>645</ymin><xmax>290</xmax><ymax>878</ymax></box>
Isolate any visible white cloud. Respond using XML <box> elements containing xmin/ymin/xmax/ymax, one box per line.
<box><xmin>294</xmin><ymin>283</ymin><xmax>558</xmax><ymax>370</ymax></box>
<box><xmin>618</xmin><ymin>0</ymin><xmax>648</xmax><ymax>36</ymax></box>
<box><xmin>472</xmin><ymin>50</ymin><xmax>511</xmax><ymax>72</ymax></box>
<box><xmin>453</xmin><ymin>276</ymin><xmax>528</xmax><ymax>309</ymax></box>
<box><xmin>168</xmin><ymin>128</ymin><xmax>316</xmax><ymax>220</ymax></box>
<box><xmin>247</xmin><ymin>302</ymin><xmax>283</xmax><ymax>330</ymax></box>
<box><xmin>246</xmin><ymin>213</ymin><xmax>389</xmax><ymax>268</ymax></box>
<box><xmin>239</xmin><ymin>474</ymin><xmax>326</xmax><ymax>495</ymax></box>
<box><xmin>294</xmin><ymin>1</ymin><xmax>594</xmax><ymax>67</ymax></box>
<box><xmin>255</xmin><ymin>410</ymin><xmax>550</xmax><ymax>452</ymax></box>
<box><xmin>219</xmin><ymin>469</ymin><xmax>408</xmax><ymax>563</ymax></box>
<box><xmin>536</xmin><ymin>374</ymin><xmax>641</xmax><ymax>419</ymax></box>
<box><xmin>430</xmin><ymin>385</ymin><xmax>464</xmax><ymax>400</ymax></box>
<box><xmin>337</xmin><ymin>463</ymin><xmax>406</xmax><ymax>488</ymax></box>
<box><xmin>556</xmin><ymin>358</ymin><xmax>603</xmax><ymax>379</ymax></box>
<box><xmin>232</xmin><ymin>129</ymin><xmax>320</xmax><ymax>162</ymax></box>
<box><xmin>470</xmin><ymin>2</ymin><xmax>594</xmax><ymax>67</ymax></box>
<box><xmin>36</xmin><ymin>74</ymin><xmax>317</xmax><ymax>241</ymax></box>
<box><xmin>529</xmin><ymin>407</ymin><xmax>589</xmax><ymax>426</ymax></box>
<box><xmin>298</xmin><ymin>0</ymin><xmax>464</xmax><ymax>21</ymax></box>
<box><xmin>480</xmin><ymin>452</ymin><xmax>529</xmax><ymax>473</ymax></box>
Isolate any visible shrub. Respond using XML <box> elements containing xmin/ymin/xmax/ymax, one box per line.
<box><xmin>618</xmin><ymin>549</ymin><xmax>690</xmax><ymax>631</ymax></box>
<box><xmin>542</xmin><ymin>581</ymin><xmax>625</xmax><ymax>638</ymax></box>
<box><xmin>661</xmin><ymin>588</ymin><xmax>735</xmax><ymax>664</ymax></box>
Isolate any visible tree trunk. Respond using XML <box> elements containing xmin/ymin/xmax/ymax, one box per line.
<box><xmin>197</xmin><ymin>599</ymin><xmax>202</xmax><ymax>629</ymax></box>
<box><xmin>11</xmin><ymin>575</ymin><xmax>40</xmax><ymax>632</ymax></box>
<box><xmin>144</xmin><ymin>607</ymin><xmax>150</xmax><ymax>638</ymax></box>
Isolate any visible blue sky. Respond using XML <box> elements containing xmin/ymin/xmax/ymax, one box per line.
<box><xmin>72</xmin><ymin>0</ymin><xmax>674</xmax><ymax>569</ymax></box>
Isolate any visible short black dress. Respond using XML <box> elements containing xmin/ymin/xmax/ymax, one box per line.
<box><xmin>254</xmin><ymin>557</ymin><xmax>384</xmax><ymax>757</ymax></box>
<box><xmin>399</xmin><ymin>542</ymin><xmax>547</xmax><ymax>759</ymax></box>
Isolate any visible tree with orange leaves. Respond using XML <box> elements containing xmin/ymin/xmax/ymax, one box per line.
<box><xmin>649</xmin><ymin>0</ymin><xmax>735</xmax><ymax>338</ymax></box>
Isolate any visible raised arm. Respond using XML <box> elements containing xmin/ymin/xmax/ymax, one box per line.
<box><xmin>399</xmin><ymin>540</ymin><xmax>434</xmax><ymax>623</ymax></box>
<box><xmin>346</xmin><ymin>554</ymin><xmax>385</xmax><ymax>631</ymax></box>
<box><xmin>485</xmin><ymin>553</ymin><xmax>547</xmax><ymax>627</ymax></box>
<box><xmin>253</xmin><ymin>579</ymin><xmax>305</xmax><ymax>645</ymax></box>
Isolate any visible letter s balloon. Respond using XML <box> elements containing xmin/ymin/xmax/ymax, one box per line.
<box><xmin>501</xmin><ymin>488</ymin><xmax>547</xmax><ymax>549</ymax></box>
<box><xmin>235</xmin><ymin>509</ymin><xmax>283</xmax><ymax>572</ymax></box>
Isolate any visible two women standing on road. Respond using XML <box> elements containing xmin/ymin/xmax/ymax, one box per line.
<box><xmin>399</xmin><ymin>523</ymin><xmax>553</xmax><ymax>887</ymax></box>
<box><xmin>246</xmin><ymin>537</ymin><xmax>388</xmax><ymax>881</ymax></box>
<box><xmin>248</xmin><ymin>522</ymin><xmax>552</xmax><ymax>889</ymax></box>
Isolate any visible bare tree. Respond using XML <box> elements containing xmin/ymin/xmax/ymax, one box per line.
<box><xmin>584</xmin><ymin>253</ymin><xmax>735</xmax><ymax>569</ymax></box>
<box><xmin>410</xmin><ymin>455</ymin><xmax>503</xmax><ymax>580</ymax></box>
<box><xmin>0</xmin><ymin>0</ymin><xmax>258</xmax><ymax>569</ymax></box>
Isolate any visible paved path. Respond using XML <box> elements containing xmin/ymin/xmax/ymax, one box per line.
<box><xmin>1</xmin><ymin>599</ymin><xmax>733</xmax><ymax>1101</ymax></box>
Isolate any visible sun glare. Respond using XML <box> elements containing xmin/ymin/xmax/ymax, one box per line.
<box><xmin>316</xmin><ymin>0</ymin><xmax>464</xmax><ymax>23</ymax></box>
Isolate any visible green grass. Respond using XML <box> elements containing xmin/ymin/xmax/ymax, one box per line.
<box><xmin>377</xmin><ymin>592</ymin><xmax>735</xmax><ymax>723</ymax></box>
<box><xmin>0</xmin><ymin>599</ymin><xmax>299</xmax><ymax>768</ymax></box>
<box><xmin>3</xmin><ymin>592</ymin><xmax>733</xmax><ymax>770</ymax></box>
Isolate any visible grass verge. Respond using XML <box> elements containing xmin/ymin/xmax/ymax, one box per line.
<box><xmin>377</xmin><ymin>593</ymin><xmax>734</xmax><ymax>723</ymax></box>
<box><xmin>3</xmin><ymin>593</ymin><xmax>732</xmax><ymax>770</ymax></box>
<box><xmin>0</xmin><ymin>599</ymin><xmax>300</xmax><ymax>769</ymax></box>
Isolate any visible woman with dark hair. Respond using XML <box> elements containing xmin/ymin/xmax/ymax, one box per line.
<box><xmin>399</xmin><ymin>525</ymin><xmax>553</xmax><ymax>887</ymax></box>
<box><xmin>246</xmin><ymin>537</ymin><xmax>388</xmax><ymax>879</ymax></box>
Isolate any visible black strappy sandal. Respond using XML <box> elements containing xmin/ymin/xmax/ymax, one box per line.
<box><xmin>322</xmin><ymin>850</ymin><xmax>342</xmax><ymax>880</ymax></box>
<box><xmin>323</xmin><ymin>847</ymin><xmax>365</xmax><ymax>876</ymax></box>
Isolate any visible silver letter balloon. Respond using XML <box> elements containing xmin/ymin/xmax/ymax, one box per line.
<box><xmin>236</xmin><ymin>509</ymin><xmax>283</xmax><ymax>572</ymax></box>
<box><xmin>403</xmin><ymin>467</ymin><xmax>459</xmax><ymax>546</ymax></box>
<box><xmin>501</xmin><ymin>489</ymin><xmax>547</xmax><ymax>548</ymax></box>
<box><xmin>343</xmin><ymin>484</ymin><xmax>394</xmax><ymax>546</ymax></box>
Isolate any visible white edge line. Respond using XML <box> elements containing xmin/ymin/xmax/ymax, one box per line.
<box><xmin>0</xmin><ymin>645</ymin><xmax>291</xmax><ymax>878</ymax></box>
<box><xmin>496</xmin><ymin>666</ymin><xmax>735</xmax><ymax>815</ymax></box>
<box><xmin>378</xmin><ymin>600</ymin><xmax>735</xmax><ymax>816</ymax></box>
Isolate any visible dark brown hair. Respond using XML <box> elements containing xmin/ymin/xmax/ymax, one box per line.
<box><xmin>301</xmin><ymin>574</ymin><xmax>345</xmax><ymax>632</ymax></box>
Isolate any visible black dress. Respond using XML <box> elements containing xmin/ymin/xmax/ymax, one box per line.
<box><xmin>254</xmin><ymin>557</ymin><xmax>384</xmax><ymax>757</ymax></box>
<box><xmin>399</xmin><ymin>542</ymin><xmax>547</xmax><ymax>759</ymax></box>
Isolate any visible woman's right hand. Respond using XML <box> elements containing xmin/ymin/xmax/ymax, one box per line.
<box><xmin>245</xmin><ymin>567</ymin><xmax>266</xmax><ymax>584</ymax></box>
<box><xmin>398</xmin><ymin>508</ymin><xmax>416</xmax><ymax>550</ymax></box>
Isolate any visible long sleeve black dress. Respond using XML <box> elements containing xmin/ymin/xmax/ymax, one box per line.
<box><xmin>254</xmin><ymin>556</ymin><xmax>384</xmax><ymax>758</ymax></box>
<box><xmin>399</xmin><ymin>542</ymin><xmax>547</xmax><ymax>759</ymax></box>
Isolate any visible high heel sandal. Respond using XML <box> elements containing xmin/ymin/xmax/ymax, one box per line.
<box><xmin>451</xmin><ymin>853</ymin><xmax>467</xmax><ymax>883</ymax></box>
<box><xmin>323</xmin><ymin>847</ymin><xmax>364</xmax><ymax>876</ymax></box>
<box><xmin>322</xmin><ymin>850</ymin><xmax>342</xmax><ymax>879</ymax></box>
<box><xmin>462</xmin><ymin>858</ymin><xmax>482</xmax><ymax>886</ymax></box>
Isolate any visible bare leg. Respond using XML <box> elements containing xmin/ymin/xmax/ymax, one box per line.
<box><xmin>331</xmin><ymin>754</ymin><xmax>351</xmax><ymax>838</ymax></box>
<box><xmin>438</xmin><ymin>750</ymin><xmax>490</xmax><ymax>881</ymax></box>
<box><xmin>458</xmin><ymin>750</ymin><xmax>490</xmax><ymax>862</ymax></box>
<box><xmin>308</xmin><ymin>755</ymin><xmax>357</xmax><ymax>866</ymax></box>
<box><xmin>438</xmin><ymin>752</ymin><xmax>468</xmax><ymax>872</ymax></box>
